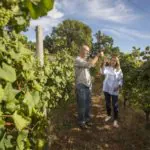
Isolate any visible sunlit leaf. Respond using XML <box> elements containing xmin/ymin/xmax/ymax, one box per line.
<box><xmin>0</xmin><ymin>63</ymin><xmax>16</xmax><ymax>82</ymax></box>
<box><xmin>0</xmin><ymin>85</ymin><xmax>4</xmax><ymax>103</ymax></box>
<box><xmin>12</xmin><ymin>111</ymin><xmax>30</xmax><ymax>131</ymax></box>
<box><xmin>16</xmin><ymin>130</ymin><xmax>28</xmax><ymax>150</ymax></box>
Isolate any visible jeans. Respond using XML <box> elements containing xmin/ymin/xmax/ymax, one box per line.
<box><xmin>104</xmin><ymin>92</ymin><xmax>119</xmax><ymax>120</ymax></box>
<box><xmin>76</xmin><ymin>84</ymin><xmax>91</xmax><ymax>125</ymax></box>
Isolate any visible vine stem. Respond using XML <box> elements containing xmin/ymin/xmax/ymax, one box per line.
<box><xmin>31</xmin><ymin>121</ymin><xmax>40</xmax><ymax>131</ymax></box>
<box><xmin>0</xmin><ymin>115</ymin><xmax>12</xmax><ymax>117</ymax></box>
<box><xmin>5</xmin><ymin>122</ymin><xmax>13</xmax><ymax>126</ymax></box>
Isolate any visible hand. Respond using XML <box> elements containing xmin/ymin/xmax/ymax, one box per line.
<box><xmin>97</xmin><ymin>51</ymin><xmax>104</xmax><ymax>57</ymax></box>
<box><xmin>100</xmin><ymin>51</ymin><xmax>104</xmax><ymax>57</ymax></box>
<box><xmin>114</xmin><ymin>86</ymin><xmax>119</xmax><ymax>92</ymax></box>
<box><xmin>104</xmin><ymin>57</ymin><xmax>108</xmax><ymax>63</ymax></box>
<box><xmin>114</xmin><ymin>85</ymin><xmax>121</xmax><ymax>92</ymax></box>
<box><xmin>115</xmin><ymin>57</ymin><xmax>120</xmax><ymax>64</ymax></box>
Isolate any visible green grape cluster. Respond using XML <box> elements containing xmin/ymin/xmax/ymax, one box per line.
<box><xmin>0</xmin><ymin>7</ymin><xmax>13</xmax><ymax>27</ymax></box>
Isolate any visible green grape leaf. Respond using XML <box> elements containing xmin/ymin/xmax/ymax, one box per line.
<box><xmin>26</xmin><ymin>0</ymin><xmax>54</xmax><ymax>19</ymax></box>
<box><xmin>3</xmin><ymin>83</ymin><xmax>20</xmax><ymax>102</ymax></box>
<box><xmin>23</xmin><ymin>92</ymin><xmax>34</xmax><ymax>115</ymax></box>
<box><xmin>0</xmin><ymin>133</ymin><xmax>6</xmax><ymax>150</ymax></box>
<box><xmin>16</xmin><ymin>130</ymin><xmax>28</xmax><ymax>150</ymax></box>
<box><xmin>0</xmin><ymin>119</ymin><xmax>5</xmax><ymax>129</ymax></box>
<box><xmin>15</xmin><ymin>16</ymin><xmax>26</xmax><ymax>25</ymax></box>
<box><xmin>37</xmin><ymin>138</ymin><xmax>45</xmax><ymax>149</ymax></box>
<box><xmin>26</xmin><ymin>0</ymin><xmax>38</xmax><ymax>19</ymax></box>
<box><xmin>12</xmin><ymin>111</ymin><xmax>30</xmax><ymax>131</ymax></box>
<box><xmin>0</xmin><ymin>63</ymin><xmax>16</xmax><ymax>82</ymax></box>
<box><xmin>0</xmin><ymin>42</ymin><xmax>6</xmax><ymax>53</ymax></box>
<box><xmin>0</xmin><ymin>85</ymin><xmax>4</xmax><ymax>103</ymax></box>
<box><xmin>55</xmin><ymin>76</ymin><xmax>62</xmax><ymax>83</ymax></box>
<box><xmin>32</xmin><ymin>80</ymin><xmax>42</xmax><ymax>91</ymax></box>
<box><xmin>56</xmin><ymin>92</ymin><xmax>62</xmax><ymax>98</ymax></box>
<box><xmin>4</xmin><ymin>135</ymin><xmax>13</xmax><ymax>149</ymax></box>
<box><xmin>9</xmin><ymin>50</ymin><xmax>20</xmax><ymax>62</ymax></box>
<box><xmin>19</xmin><ymin>44</ymin><xmax>33</xmax><ymax>56</ymax></box>
<box><xmin>6</xmin><ymin>101</ymin><xmax>17</xmax><ymax>112</ymax></box>
<box><xmin>0</xmin><ymin>140</ymin><xmax>5</xmax><ymax>149</ymax></box>
<box><xmin>31</xmin><ymin>91</ymin><xmax>40</xmax><ymax>106</ymax></box>
<box><xmin>42</xmin><ymin>0</ymin><xmax>54</xmax><ymax>10</ymax></box>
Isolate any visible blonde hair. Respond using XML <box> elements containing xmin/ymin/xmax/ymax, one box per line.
<box><xmin>101</xmin><ymin>55</ymin><xmax>121</xmax><ymax>70</ymax></box>
<box><xmin>111</xmin><ymin>56</ymin><xmax>121</xmax><ymax>70</ymax></box>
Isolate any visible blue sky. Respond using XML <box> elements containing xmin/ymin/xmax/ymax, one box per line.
<box><xmin>23</xmin><ymin>0</ymin><xmax>150</xmax><ymax>53</ymax></box>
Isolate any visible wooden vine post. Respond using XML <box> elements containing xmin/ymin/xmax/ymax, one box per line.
<box><xmin>36</xmin><ymin>25</ymin><xmax>47</xmax><ymax>117</ymax></box>
<box><xmin>36</xmin><ymin>25</ymin><xmax>44</xmax><ymax>67</ymax></box>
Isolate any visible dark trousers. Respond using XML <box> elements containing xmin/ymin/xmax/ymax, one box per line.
<box><xmin>104</xmin><ymin>92</ymin><xmax>119</xmax><ymax>120</ymax></box>
<box><xmin>76</xmin><ymin>84</ymin><xmax>91</xmax><ymax>125</ymax></box>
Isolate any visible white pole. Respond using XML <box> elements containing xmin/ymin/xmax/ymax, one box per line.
<box><xmin>36</xmin><ymin>25</ymin><xmax>44</xmax><ymax>67</ymax></box>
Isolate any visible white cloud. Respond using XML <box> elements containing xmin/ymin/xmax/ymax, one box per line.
<box><xmin>101</xmin><ymin>28</ymin><xmax>135</xmax><ymax>41</ymax></box>
<box><xmin>24</xmin><ymin>0</ymin><xmax>143</xmax><ymax>42</ymax></box>
<box><xmin>101</xmin><ymin>26</ymin><xmax>150</xmax><ymax>40</ymax></box>
<box><xmin>118</xmin><ymin>27</ymin><xmax>150</xmax><ymax>39</ymax></box>
<box><xmin>102</xmin><ymin>28</ymin><xmax>122</xmax><ymax>37</ymax></box>
<box><xmin>88</xmin><ymin>0</ymin><xmax>140</xmax><ymax>23</ymax></box>
<box><xmin>47</xmin><ymin>6</ymin><xmax>64</xmax><ymax>19</ymax></box>
<box><xmin>56</xmin><ymin>0</ymin><xmax>140</xmax><ymax>23</ymax></box>
<box><xmin>28</xmin><ymin>0</ymin><xmax>140</xmax><ymax>35</ymax></box>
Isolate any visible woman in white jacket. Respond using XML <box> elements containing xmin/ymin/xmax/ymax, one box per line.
<box><xmin>101</xmin><ymin>56</ymin><xmax>123</xmax><ymax>128</ymax></box>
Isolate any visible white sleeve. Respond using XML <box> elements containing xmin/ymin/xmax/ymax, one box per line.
<box><xmin>100</xmin><ymin>66</ymin><xmax>109</xmax><ymax>75</ymax></box>
<box><xmin>100</xmin><ymin>68</ymin><xmax>103</xmax><ymax>74</ymax></box>
<box><xmin>118</xmin><ymin>70</ymin><xmax>123</xmax><ymax>86</ymax></box>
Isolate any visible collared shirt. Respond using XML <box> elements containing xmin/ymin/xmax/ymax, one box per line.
<box><xmin>101</xmin><ymin>66</ymin><xmax>123</xmax><ymax>95</ymax></box>
<box><xmin>75</xmin><ymin>56</ymin><xmax>92</xmax><ymax>89</ymax></box>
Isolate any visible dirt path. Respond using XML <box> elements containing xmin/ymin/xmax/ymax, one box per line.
<box><xmin>49</xmin><ymin>82</ymin><xmax>150</xmax><ymax>150</ymax></box>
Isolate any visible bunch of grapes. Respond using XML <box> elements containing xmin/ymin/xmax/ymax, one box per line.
<box><xmin>0</xmin><ymin>7</ymin><xmax>13</xmax><ymax>27</ymax></box>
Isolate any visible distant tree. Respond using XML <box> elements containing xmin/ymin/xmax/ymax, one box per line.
<box><xmin>143</xmin><ymin>46</ymin><xmax>150</xmax><ymax>60</ymax></box>
<box><xmin>44</xmin><ymin>19</ymin><xmax>92</xmax><ymax>56</ymax></box>
<box><xmin>132</xmin><ymin>46</ymin><xmax>141</xmax><ymax>60</ymax></box>
<box><xmin>93</xmin><ymin>30</ymin><xmax>113</xmax><ymax>54</ymax></box>
<box><xmin>111</xmin><ymin>46</ymin><xmax>120</xmax><ymax>56</ymax></box>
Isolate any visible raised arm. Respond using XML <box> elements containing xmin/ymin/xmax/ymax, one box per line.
<box><xmin>75</xmin><ymin>57</ymin><xmax>92</xmax><ymax>68</ymax></box>
<box><xmin>75</xmin><ymin>52</ymin><xmax>102</xmax><ymax>68</ymax></box>
<box><xmin>118</xmin><ymin>69</ymin><xmax>123</xmax><ymax>87</ymax></box>
<box><xmin>100</xmin><ymin>56</ymin><xmax>109</xmax><ymax>75</ymax></box>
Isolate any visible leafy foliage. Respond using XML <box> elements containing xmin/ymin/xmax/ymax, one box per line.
<box><xmin>0</xmin><ymin>1</ymin><xmax>74</xmax><ymax>148</ymax></box>
<box><xmin>0</xmin><ymin>0</ymin><xmax>54</xmax><ymax>32</ymax></box>
<box><xmin>93</xmin><ymin>30</ymin><xmax>113</xmax><ymax>52</ymax></box>
<box><xmin>44</xmin><ymin>19</ymin><xmax>92</xmax><ymax>56</ymax></box>
<box><xmin>26</xmin><ymin>0</ymin><xmax>54</xmax><ymax>19</ymax></box>
<box><xmin>0</xmin><ymin>31</ymin><xmax>74</xmax><ymax>149</ymax></box>
<box><xmin>120</xmin><ymin>47</ymin><xmax>150</xmax><ymax>122</ymax></box>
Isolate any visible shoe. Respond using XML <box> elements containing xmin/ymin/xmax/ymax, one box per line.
<box><xmin>105</xmin><ymin>116</ymin><xmax>111</xmax><ymax>122</ymax></box>
<box><xmin>113</xmin><ymin>120</ymin><xmax>119</xmax><ymax>128</ymax></box>
<box><xmin>79</xmin><ymin>124</ymin><xmax>88</xmax><ymax>130</ymax></box>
